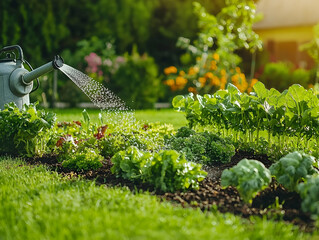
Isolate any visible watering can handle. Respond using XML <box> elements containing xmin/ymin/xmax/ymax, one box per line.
<box><xmin>0</xmin><ymin>45</ymin><xmax>24</xmax><ymax>62</ymax></box>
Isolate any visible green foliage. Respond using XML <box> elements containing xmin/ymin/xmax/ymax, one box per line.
<box><xmin>111</xmin><ymin>146</ymin><xmax>207</xmax><ymax>192</ymax></box>
<box><xmin>269</xmin><ymin>151</ymin><xmax>318</xmax><ymax>192</ymax></box>
<box><xmin>172</xmin><ymin>82</ymin><xmax>319</xmax><ymax>157</ymax></box>
<box><xmin>111</xmin><ymin>146</ymin><xmax>151</xmax><ymax>180</ymax></box>
<box><xmin>110</xmin><ymin>48</ymin><xmax>162</xmax><ymax>109</ymax></box>
<box><xmin>100</xmin><ymin>132</ymin><xmax>148</xmax><ymax>158</ymax></box>
<box><xmin>62</xmin><ymin>147</ymin><xmax>103</xmax><ymax>171</ymax></box>
<box><xmin>221</xmin><ymin>159</ymin><xmax>272</xmax><ymax>203</ymax></box>
<box><xmin>259</xmin><ymin>62</ymin><xmax>292</xmax><ymax>92</ymax></box>
<box><xmin>297</xmin><ymin>175</ymin><xmax>319</xmax><ymax>217</ymax></box>
<box><xmin>176</xmin><ymin>0</ymin><xmax>262</xmax><ymax>74</ymax></box>
<box><xmin>0</xmin><ymin>158</ymin><xmax>307</xmax><ymax>240</ymax></box>
<box><xmin>165</xmin><ymin>127</ymin><xmax>235</xmax><ymax>165</ymax></box>
<box><xmin>259</xmin><ymin>62</ymin><xmax>312</xmax><ymax>92</ymax></box>
<box><xmin>147</xmin><ymin>149</ymin><xmax>207</xmax><ymax>192</ymax></box>
<box><xmin>100</xmin><ymin>122</ymin><xmax>175</xmax><ymax>158</ymax></box>
<box><xmin>0</xmin><ymin>103</ymin><xmax>56</xmax><ymax>157</ymax></box>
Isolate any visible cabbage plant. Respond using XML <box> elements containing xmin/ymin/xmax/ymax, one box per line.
<box><xmin>269</xmin><ymin>151</ymin><xmax>318</xmax><ymax>191</ymax></box>
<box><xmin>221</xmin><ymin>159</ymin><xmax>271</xmax><ymax>204</ymax></box>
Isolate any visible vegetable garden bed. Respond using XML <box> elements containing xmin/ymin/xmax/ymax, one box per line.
<box><xmin>2</xmin><ymin>82</ymin><xmax>319</xmax><ymax>235</ymax></box>
<box><xmin>26</xmin><ymin>150</ymin><xmax>315</xmax><ymax>232</ymax></box>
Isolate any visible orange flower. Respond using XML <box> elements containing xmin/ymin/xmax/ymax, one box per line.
<box><xmin>170</xmin><ymin>85</ymin><xmax>178</xmax><ymax>91</ymax></box>
<box><xmin>199</xmin><ymin>77</ymin><xmax>206</xmax><ymax>87</ymax></box>
<box><xmin>210</xmin><ymin>61</ymin><xmax>217</xmax><ymax>70</ymax></box>
<box><xmin>220</xmin><ymin>69</ymin><xmax>227</xmax><ymax>77</ymax></box>
<box><xmin>210</xmin><ymin>76</ymin><xmax>220</xmax><ymax>86</ymax></box>
<box><xmin>308</xmin><ymin>83</ymin><xmax>314</xmax><ymax>89</ymax></box>
<box><xmin>176</xmin><ymin>76</ymin><xmax>187</xmax><ymax>86</ymax></box>
<box><xmin>231</xmin><ymin>74</ymin><xmax>239</xmax><ymax>83</ymax></box>
<box><xmin>188</xmin><ymin>66</ymin><xmax>199</xmax><ymax>75</ymax></box>
<box><xmin>235</xmin><ymin>67</ymin><xmax>241</xmax><ymax>73</ymax></box>
<box><xmin>164</xmin><ymin>66</ymin><xmax>177</xmax><ymax>75</ymax></box>
<box><xmin>250</xmin><ymin>78</ymin><xmax>258</xmax><ymax>87</ymax></box>
<box><xmin>221</xmin><ymin>76</ymin><xmax>227</xmax><ymax>84</ymax></box>
<box><xmin>179</xmin><ymin>70</ymin><xmax>185</xmax><ymax>76</ymax></box>
<box><xmin>213</xmin><ymin>53</ymin><xmax>219</xmax><ymax>61</ymax></box>
<box><xmin>205</xmin><ymin>72</ymin><xmax>214</xmax><ymax>79</ymax></box>
<box><xmin>188</xmin><ymin>87</ymin><xmax>197</xmax><ymax>94</ymax></box>
<box><xmin>164</xmin><ymin>79</ymin><xmax>175</xmax><ymax>86</ymax></box>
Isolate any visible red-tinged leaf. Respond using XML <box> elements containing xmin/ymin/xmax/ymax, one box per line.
<box><xmin>73</xmin><ymin>120</ymin><xmax>82</xmax><ymax>126</ymax></box>
<box><xmin>94</xmin><ymin>125</ymin><xmax>108</xmax><ymax>140</ymax></box>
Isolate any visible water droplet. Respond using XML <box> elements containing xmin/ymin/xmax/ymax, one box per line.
<box><xmin>60</xmin><ymin>64</ymin><xmax>129</xmax><ymax>111</ymax></box>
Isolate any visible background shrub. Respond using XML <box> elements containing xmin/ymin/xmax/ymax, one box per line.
<box><xmin>109</xmin><ymin>49</ymin><xmax>162</xmax><ymax>109</ymax></box>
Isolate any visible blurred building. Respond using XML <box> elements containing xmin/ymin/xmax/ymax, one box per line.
<box><xmin>253</xmin><ymin>0</ymin><xmax>319</xmax><ymax>69</ymax></box>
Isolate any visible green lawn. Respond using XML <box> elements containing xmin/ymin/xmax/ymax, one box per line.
<box><xmin>50</xmin><ymin>108</ymin><xmax>187</xmax><ymax>129</ymax></box>
<box><xmin>0</xmin><ymin>157</ymin><xmax>312</xmax><ymax>240</ymax></box>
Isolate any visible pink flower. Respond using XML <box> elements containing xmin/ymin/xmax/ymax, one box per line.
<box><xmin>85</xmin><ymin>52</ymin><xmax>102</xmax><ymax>73</ymax></box>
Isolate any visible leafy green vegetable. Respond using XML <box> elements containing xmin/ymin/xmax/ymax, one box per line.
<box><xmin>146</xmin><ymin>150</ymin><xmax>207</xmax><ymax>192</ymax></box>
<box><xmin>111</xmin><ymin>146</ymin><xmax>151</xmax><ymax>180</ymax></box>
<box><xmin>221</xmin><ymin>159</ymin><xmax>272</xmax><ymax>203</ymax></box>
<box><xmin>269</xmin><ymin>151</ymin><xmax>318</xmax><ymax>191</ymax></box>
<box><xmin>172</xmin><ymin>83</ymin><xmax>319</xmax><ymax>157</ymax></box>
<box><xmin>100</xmin><ymin>123</ymin><xmax>175</xmax><ymax>158</ymax></box>
<box><xmin>111</xmin><ymin>146</ymin><xmax>207</xmax><ymax>192</ymax></box>
<box><xmin>61</xmin><ymin>147</ymin><xmax>103</xmax><ymax>171</ymax></box>
<box><xmin>165</xmin><ymin>127</ymin><xmax>235</xmax><ymax>165</ymax></box>
<box><xmin>297</xmin><ymin>175</ymin><xmax>319</xmax><ymax>217</ymax></box>
<box><xmin>0</xmin><ymin>103</ymin><xmax>56</xmax><ymax>157</ymax></box>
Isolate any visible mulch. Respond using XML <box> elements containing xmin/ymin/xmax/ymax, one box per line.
<box><xmin>24</xmin><ymin>150</ymin><xmax>316</xmax><ymax>232</ymax></box>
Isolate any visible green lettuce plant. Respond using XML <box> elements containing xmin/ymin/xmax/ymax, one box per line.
<box><xmin>61</xmin><ymin>147</ymin><xmax>103</xmax><ymax>171</ymax></box>
<box><xmin>146</xmin><ymin>149</ymin><xmax>207</xmax><ymax>192</ymax></box>
<box><xmin>297</xmin><ymin>175</ymin><xmax>319</xmax><ymax>217</ymax></box>
<box><xmin>111</xmin><ymin>146</ymin><xmax>151</xmax><ymax>180</ymax></box>
<box><xmin>221</xmin><ymin>159</ymin><xmax>271</xmax><ymax>204</ymax></box>
<box><xmin>111</xmin><ymin>146</ymin><xmax>207</xmax><ymax>192</ymax></box>
<box><xmin>269</xmin><ymin>151</ymin><xmax>318</xmax><ymax>191</ymax></box>
<box><xmin>0</xmin><ymin>103</ymin><xmax>56</xmax><ymax>157</ymax></box>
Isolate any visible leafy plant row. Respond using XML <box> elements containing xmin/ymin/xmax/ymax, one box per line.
<box><xmin>0</xmin><ymin>103</ymin><xmax>208</xmax><ymax>192</ymax></box>
<box><xmin>173</xmin><ymin>82</ymin><xmax>319</xmax><ymax>155</ymax></box>
<box><xmin>221</xmin><ymin>151</ymin><xmax>319</xmax><ymax>217</ymax></box>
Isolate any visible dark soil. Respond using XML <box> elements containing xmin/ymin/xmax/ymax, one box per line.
<box><xmin>25</xmin><ymin>150</ymin><xmax>315</xmax><ymax>232</ymax></box>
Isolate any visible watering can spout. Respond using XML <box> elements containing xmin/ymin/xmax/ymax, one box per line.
<box><xmin>22</xmin><ymin>55</ymin><xmax>64</xmax><ymax>85</ymax></box>
<box><xmin>0</xmin><ymin>45</ymin><xmax>64</xmax><ymax>109</ymax></box>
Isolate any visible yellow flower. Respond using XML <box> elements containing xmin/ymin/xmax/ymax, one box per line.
<box><xmin>235</xmin><ymin>67</ymin><xmax>241</xmax><ymax>73</ymax></box>
<box><xmin>213</xmin><ymin>53</ymin><xmax>219</xmax><ymax>61</ymax></box>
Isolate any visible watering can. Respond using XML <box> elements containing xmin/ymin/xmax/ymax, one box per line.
<box><xmin>0</xmin><ymin>45</ymin><xmax>64</xmax><ymax>109</ymax></box>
